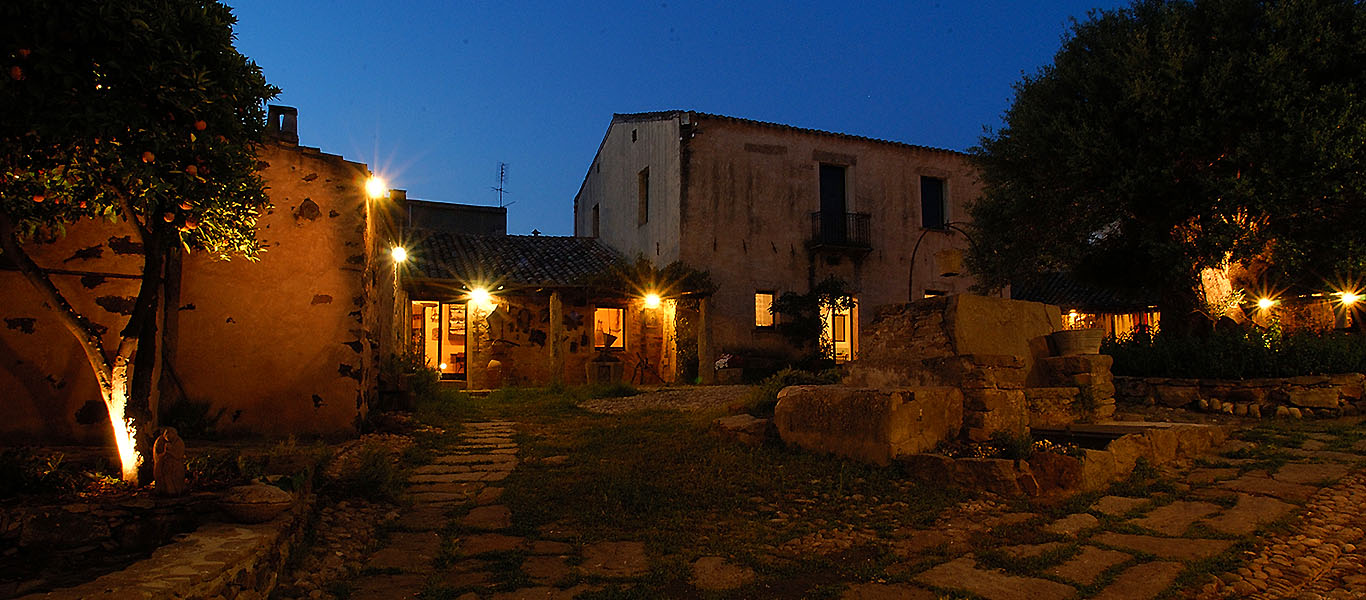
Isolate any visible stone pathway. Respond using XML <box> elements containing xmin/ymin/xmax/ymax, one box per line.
<box><xmin>864</xmin><ymin>436</ymin><xmax>1366</xmax><ymax>600</ymax></box>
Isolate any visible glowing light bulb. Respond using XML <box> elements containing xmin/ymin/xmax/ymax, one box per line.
<box><xmin>391</xmin><ymin>246</ymin><xmax>407</xmax><ymax>262</ymax></box>
<box><xmin>439</xmin><ymin>362</ymin><xmax>448</xmax><ymax>370</ymax></box>
<box><xmin>644</xmin><ymin>293</ymin><xmax>661</xmax><ymax>309</ymax></box>
<box><xmin>365</xmin><ymin>175</ymin><xmax>387</xmax><ymax>199</ymax></box>
<box><xmin>1258</xmin><ymin>297</ymin><xmax>1276</xmax><ymax>310</ymax></box>
<box><xmin>1342</xmin><ymin>292</ymin><xmax>1360</xmax><ymax>306</ymax></box>
<box><xmin>470</xmin><ymin>287</ymin><xmax>492</xmax><ymax>308</ymax></box>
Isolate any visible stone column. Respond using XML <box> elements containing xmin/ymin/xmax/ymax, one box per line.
<box><xmin>699</xmin><ymin>296</ymin><xmax>715</xmax><ymax>384</ymax></box>
<box><xmin>550</xmin><ymin>291</ymin><xmax>564</xmax><ymax>386</ymax></box>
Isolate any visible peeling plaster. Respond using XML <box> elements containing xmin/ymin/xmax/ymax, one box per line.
<box><xmin>94</xmin><ymin>295</ymin><xmax>136</xmax><ymax>315</ymax></box>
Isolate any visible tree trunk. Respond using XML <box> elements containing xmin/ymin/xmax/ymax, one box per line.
<box><xmin>0</xmin><ymin>212</ymin><xmax>152</xmax><ymax>484</ymax></box>
<box><xmin>124</xmin><ymin>230</ymin><xmax>165</xmax><ymax>485</ymax></box>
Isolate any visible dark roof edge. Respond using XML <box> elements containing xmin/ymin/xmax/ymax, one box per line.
<box><xmin>405</xmin><ymin>198</ymin><xmax>506</xmax><ymax>212</ymax></box>
<box><xmin>614</xmin><ymin>110</ymin><xmax>969</xmax><ymax>156</ymax></box>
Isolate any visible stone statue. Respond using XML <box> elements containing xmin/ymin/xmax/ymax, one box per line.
<box><xmin>153</xmin><ymin>427</ymin><xmax>187</xmax><ymax>496</ymax></box>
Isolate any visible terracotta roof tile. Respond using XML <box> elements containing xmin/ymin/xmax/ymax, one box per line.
<box><xmin>408</xmin><ymin>231</ymin><xmax>622</xmax><ymax>288</ymax></box>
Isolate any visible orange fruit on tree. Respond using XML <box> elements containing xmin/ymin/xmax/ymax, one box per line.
<box><xmin>185</xmin><ymin>165</ymin><xmax>198</xmax><ymax>176</ymax></box>
<box><xmin>162</xmin><ymin>212</ymin><xmax>175</xmax><ymax>222</ymax></box>
<box><xmin>141</xmin><ymin>151</ymin><xmax>155</xmax><ymax>163</ymax></box>
<box><xmin>179</xmin><ymin>201</ymin><xmax>193</xmax><ymax>210</ymax></box>
<box><xmin>32</xmin><ymin>194</ymin><xmax>44</xmax><ymax>203</ymax></box>
<box><xmin>185</xmin><ymin>217</ymin><xmax>199</xmax><ymax>229</ymax></box>
<box><xmin>194</xmin><ymin>120</ymin><xmax>207</xmax><ymax>131</ymax></box>
<box><xmin>9</xmin><ymin>65</ymin><xmax>23</xmax><ymax>81</ymax></box>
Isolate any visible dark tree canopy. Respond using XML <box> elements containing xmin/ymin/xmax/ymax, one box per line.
<box><xmin>969</xmin><ymin>0</ymin><xmax>1366</xmax><ymax>307</ymax></box>
<box><xmin>1</xmin><ymin>0</ymin><xmax>277</xmax><ymax>254</ymax></box>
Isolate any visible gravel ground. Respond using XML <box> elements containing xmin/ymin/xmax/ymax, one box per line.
<box><xmin>578</xmin><ymin>384</ymin><xmax>754</xmax><ymax>414</ymax></box>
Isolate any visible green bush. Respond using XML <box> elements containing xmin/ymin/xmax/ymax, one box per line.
<box><xmin>0</xmin><ymin>449</ymin><xmax>85</xmax><ymax>498</ymax></box>
<box><xmin>741</xmin><ymin>367</ymin><xmax>841</xmax><ymax>417</ymax></box>
<box><xmin>1104</xmin><ymin>325</ymin><xmax>1366</xmax><ymax>379</ymax></box>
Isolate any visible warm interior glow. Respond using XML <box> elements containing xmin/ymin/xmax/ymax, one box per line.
<box><xmin>643</xmin><ymin>293</ymin><xmax>661</xmax><ymax>309</ymax></box>
<box><xmin>391</xmin><ymin>246</ymin><xmax>407</xmax><ymax>262</ymax></box>
<box><xmin>1257</xmin><ymin>297</ymin><xmax>1276</xmax><ymax>310</ymax></box>
<box><xmin>438</xmin><ymin>362</ymin><xmax>448</xmax><ymax>370</ymax></box>
<box><xmin>365</xmin><ymin>175</ymin><xmax>387</xmax><ymax>199</ymax></box>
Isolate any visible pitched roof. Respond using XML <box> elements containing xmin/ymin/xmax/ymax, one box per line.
<box><xmin>1011</xmin><ymin>272</ymin><xmax>1160</xmax><ymax>313</ymax></box>
<box><xmin>612</xmin><ymin>110</ymin><xmax>966</xmax><ymax>156</ymax></box>
<box><xmin>407</xmin><ymin>231</ymin><xmax>622</xmax><ymax>289</ymax></box>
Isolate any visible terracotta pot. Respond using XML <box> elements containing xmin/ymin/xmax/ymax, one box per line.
<box><xmin>1051</xmin><ymin>328</ymin><xmax>1104</xmax><ymax>355</ymax></box>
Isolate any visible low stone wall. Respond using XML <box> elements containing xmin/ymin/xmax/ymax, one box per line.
<box><xmin>1027</xmin><ymin>355</ymin><xmax>1118</xmax><ymax>427</ymax></box>
<box><xmin>1116</xmin><ymin>373</ymin><xmax>1366</xmax><ymax>418</ymax></box>
<box><xmin>899</xmin><ymin>422</ymin><xmax>1228</xmax><ymax>497</ymax></box>
<box><xmin>774</xmin><ymin>386</ymin><xmax>964</xmax><ymax>466</ymax></box>
<box><xmin>16</xmin><ymin>498</ymin><xmax>311</xmax><ymax>600</ymax></box>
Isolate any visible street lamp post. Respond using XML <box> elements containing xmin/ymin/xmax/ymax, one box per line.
<box><xmin>907</xmin><ymin>221</ymin><xmax>979</xmax><ymax>302</ymax></box>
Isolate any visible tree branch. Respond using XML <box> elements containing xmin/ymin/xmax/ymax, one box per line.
<box><xmin>0</xmin><ymin>211</ymin><xmax>115</xmax><ymax>387</ymax></box>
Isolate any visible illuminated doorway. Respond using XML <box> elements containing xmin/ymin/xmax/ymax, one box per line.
<box><xmin>821</xmin><ymin>301</ymin><xmax>858</xmax><ymax>363</ymax></box>
<box><xmin>410</xmin><ymin>300</ymin><xmax>468</xmax><ymax>380</ymax></box>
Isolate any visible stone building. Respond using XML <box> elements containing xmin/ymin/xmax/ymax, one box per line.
<box><xmin>0</xmin><ymin>106</ymin><xmax>383</xmax><ymax>442</ymax></box>
<box><xmin>574</xmin><ymin>111</ymin><xmax>989</xmax><ymax>367</ymax></box>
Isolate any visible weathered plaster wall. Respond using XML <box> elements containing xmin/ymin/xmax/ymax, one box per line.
<box><xmin>173</xmin><ymin>142</ymin><xmax>372</xmax><ymax>435</ymax></box>
<box><xmin>677</xmin><ymin>116</ymin><xmax>984</xmax><ymax>354</ymax></box>
<box><xmin>574</xmin><ymin>116</ymin><xmax>683</xmax><ymax>262</ymax></box>
<box><xmin>0</xmin><ymin>220</ymin><xmax>147</xmax><ymax>443</ymax></box>
<box><xmin>0</xmin><ymin>140</ymin><xmax>375</xmax><ymax>442</ymax></box>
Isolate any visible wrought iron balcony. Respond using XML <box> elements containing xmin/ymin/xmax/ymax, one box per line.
<box><xmin>809</xmin><ymin>211</ymin><xmax>871</xmax><ymax>249</ymax></box>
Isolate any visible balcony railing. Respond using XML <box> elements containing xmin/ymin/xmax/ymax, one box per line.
<box><xmin>809</xmin><ymin>211</ymin><xmax>871</xmax><ymax>249</ymax></box>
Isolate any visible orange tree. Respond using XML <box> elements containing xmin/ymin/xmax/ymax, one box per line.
<box><xmin>0</xmin><ymin>1</ymin><xmax>277</xmax><ymax>483</ymax></box>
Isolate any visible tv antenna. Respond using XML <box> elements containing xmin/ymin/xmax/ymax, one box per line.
<box><xmin>492</xmin><ymin>162</ymin><xmax>513</xmax><ymax>207</ymax></box>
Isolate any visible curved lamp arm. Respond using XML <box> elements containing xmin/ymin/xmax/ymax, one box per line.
<box><xmin>907</xmin><ymin>221</ymin><xmax>979</xmax><ymax>302</ymax></box>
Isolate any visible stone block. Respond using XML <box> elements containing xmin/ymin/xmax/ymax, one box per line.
<box><xmin>953</xmin><ymin>458</ymin><xmax>1024</xmax><ymax>496</ymax></box>
<box><xmin>1105</xmin><ymin>434</ymin><xmax>1151</xmax><ymax>473</ymax></box>
<box><xmin>1039</xmin><ymin>354</ymin><xmax>1114</xmax><ymax>377</ymax></box>
<box><xmin>963</xmin><ymin>388</ymin><xmax>1026</xmax><ymax>412</ymax></box>
<box><xmin>1027</xmin><ymin>451</ymin><xmax>1084</xmax><ymax>493</ymax></box>
<box><xmin>1143</xmin><ymin>428</ymin><xmax>1179</xmax><ymax>465</ymax></box>
<box><xmin>1330</xmin><ymin>373</ymin><xmax>1365</xmax><ymax>400</ymax></box>
<box><xmin>712</xmin><ymin>414</ymin><xmax>774</xmax><ymax>447</ymax></box>
<box><xmin>964</xmin><ymin>408</ymin><xmax>1027</xmax><ymax>436</ymax></box>
<box><xmin>1025</xmin><ymin>387</ymin><xmax>1079</xmax><ymax>428</ymax></box>
<box><xmin>1155</xmin><ymin>385</ymin><xmax>1199</xmax><ymax>408</ymax></box>
<box><xmin>1279</xmin><ymin>387</ymin><xmax>1341</xmax><ymax>409</ymax></box>
<box><xmin>1080</xmin><ymin>449</ymin><xmax>1118</xmax><ymax>491</ymax></box>
<box><xmin>897</xmin><ymin>453</ymin><xmax>956</xmax><ymax>483</ymax></box>
<box><xmin>774</xmin><ymin>385</ymin><xmax>964</xmax><ymax>466</ymax></box>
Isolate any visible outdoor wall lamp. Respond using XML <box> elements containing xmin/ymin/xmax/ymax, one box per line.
<box><xmin>365</xmin><ymin>174</ymin><xmax>387</xmax><ymax>200</ymax></box>
<box><xmin>1341</xmin><ymin>291</ymin><xmax>1361</xmax><ymax>306</ymax></box>
<box><xmin>1257</xmin><ymin>297</ymin><xmax>1277</xmax><ymax>310</ymax></box>
<box><xmin>391</xmin><ymin>246</ymin><xmax>408</xmax><ymax>263</ymax></box>
<box><xmin>643</xmin><ymin>293</ymin><xmax>661</xmax><ymax>309</ymax></box>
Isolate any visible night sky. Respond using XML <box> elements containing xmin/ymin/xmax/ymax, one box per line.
<box><xmin>229</xmin><ymin>1</ymin><xmax>1130</xmax><ymax>236</ymax></box>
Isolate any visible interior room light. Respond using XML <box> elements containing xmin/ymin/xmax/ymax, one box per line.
<box><xmin>439</xmin><ymin>362</ymin><xmax>448</xmax><ymax>370</ymax></box>
<box><xmin>644</xmin><ymin>293</ymin><xmax>661</xmax><ymax>309</ymax></box>
<box><xmin>391</xmin><ymin>246</ymin><xmax>407</xmax><ymax>262</ymax></box>
<box><xmin>365</xmin><ymin>175</ymin><xmax>387</xmax><ymax>199</ymax></box>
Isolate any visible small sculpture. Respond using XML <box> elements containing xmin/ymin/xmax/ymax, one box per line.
<box><xmin>153</xmin><ymin>427</ymin><xmax>187</xmax><ymax>496</ymax></box>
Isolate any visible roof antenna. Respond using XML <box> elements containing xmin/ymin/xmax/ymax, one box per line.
<box><xmin>492</xmin><ymin>162</ymin><xmax>514</xmax><ymax>207</ymax></box>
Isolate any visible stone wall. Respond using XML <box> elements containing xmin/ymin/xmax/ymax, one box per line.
<box><xmin>1028</xmin><ymin>355</ymin><xmax>1118</xmax><ymax>427</ymax></box>
<box><xmin>773</xmin><ymin>385</ymin><xmax>964</xmax><ymax>465</ymax></box>
<box><xmin>1116</xmin><ymin>373</ymin><xmax>1366</xmax><ymax>419</ymax></box>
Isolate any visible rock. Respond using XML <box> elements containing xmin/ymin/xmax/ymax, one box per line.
<box><xmin>1276</xmin><ymin>406</ymin><xmax>1290</xmax><ymax>418</ymax></box>
<box><xmin>1091</xmin><ymin>496</ymin><xmax>1147</xmax><ymax>516</ymax></box>
<box><xmin>839</xmin><ymin>582</ymin><xmax>938</xmax><ymax>599</ymax></box>
<box><xmin>459</xmin><ymin>533</ymin><xmax>524</xmax><ymax>555</ymax></box>
<box><xmin>690</xmin><ymin>556</ymin><xmax>757</xmax><ymax>591</ymax></box>
<box><xmin>366</xmin><ymin>531</ymin><xmax>443</xmax><ymax>570</ymax></box>
<box><xmin>1091</xmin><ymin>533</ymin><xmax>1233</xmax><ymax>560</ymax></box>
<box><xmin>219</xmin><ymin>483</ymin><xmax>293</xmax><ymax>524</ymax></box>
<box><xmin>1092</xmin><ymin>561</ymin><xmax>1185</xmax><ymax>600</ymax></box>
<box><xmin>579</xmin><ymin>541</ymin><xmax>648</xmax><ymax>577</ymax></box>
<box><xmin>1045</xmin><ymin>513</ymin><xmax>1099</xmax><ymax>536</ymax></box>
<box><xmin>774</xmin><ymin>386</ymin><xmax>965</xmax><ymax>465</ymax></box>
<box><xmin>953</xmin><ymin>458</ymin><xmax>1025</xmax><ymax>496</ymax></box>
<box><xmin>522</xmin><ymin>555</ymin><xmax>571</xmax><ymax>584</ymax></box>
<box><xmin>475</xmin><ymin>487</ymin><xmax>505</xmax><ymax>505</ymax></box>
<box><xmin>1282</xmin><ymin>388</ymin><xmax>1341</xmax><ymax>409</ymax></box>
<box><xmin>1158</xmin><ymin>386</ymin><xmax>1199</xmax><ymax>408</ymax></box>
<box><xmin>1028</xmin><ymin>452</ymin><xmax>1083</xmax><ymax>493</ymax></box>
<box><xmin>712</xmin><ymin>414</ymin><xmax>774</xmax><ymax>447</ymax></box>
<box><xmin>458</xmin><ymin>505</ymin><xmax>511</xmax><ymax>530</ymax></box>
<box><xmin>1288</xmin><ymin>407</ymin><xmax>1303</xmax><ymax>419</ymax></box>
<box><xmin>1272</xmin><ymin>463</ymin><xmax>1350</xmax><ymax>485</ymax></box>
<box><xmin>1218</xmin><ymin>474</ymin><xmax>1318</xmax><ymax>502</ymax></box>
<box><xmin>1200</xmin><ymin>494</ymin><xmax>1295</xmax><ymax>536</ymax></box>
<box><xmin>916</xmin><ymin>557</ymin><xmax>1076</xmax><ymax>600</ymax></box>
<box><xmin>1047</xmin><ymin>546</ymin><xmax>1131</xmax><ymax>585</ymax></box>
<box><xmin>1127</xmin><ymin>501</ymin><xmax>1221</xmax><ymax>536</ymax></box>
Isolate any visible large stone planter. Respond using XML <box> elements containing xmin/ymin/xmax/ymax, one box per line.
<box><xmin>1050</xmin><ymin>329</ymin><xmax>1104</xmax><ymax>355</ymax></box>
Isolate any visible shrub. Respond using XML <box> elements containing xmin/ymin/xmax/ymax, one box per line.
<box><xmin>741</xmin><ymin>367</ymin><xmax>841</xmax><ymax>417</ymax></box>
<box><xmin>1104</xmin><ymin>325</ymin><xmax>1366</xmax><ymax>379</ymax></box>
<box><xmin>326</xmin><ymin>443</ymin><xmax>405</xmax><ymax>503</ymax></box>
<box><xmin>0</xmin><ymin>449</ymin><xmax>85</xmax><ymax>498</ymax></box>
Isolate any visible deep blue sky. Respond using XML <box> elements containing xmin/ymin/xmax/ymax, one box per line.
<box><xmin>229</xmin><ymin>1</ymin><xmax>1129</xmax><ymax>236</ymax></box>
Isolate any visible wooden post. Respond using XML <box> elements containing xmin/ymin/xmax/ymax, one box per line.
<box><xmin>550</xmin><ymin>291</ymin><xmax>564</xmax><ymax>386</ymax></box>
<box><xmin>698</xmin><ymin>296</ymin><xmax>715</xmax><ymax>384</ymax></box>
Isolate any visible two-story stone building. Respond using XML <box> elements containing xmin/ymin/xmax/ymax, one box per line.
<box><xmin>574</xmin><ymin>111</ymin><xmax>989</xmax><ymax>365</ymax></box>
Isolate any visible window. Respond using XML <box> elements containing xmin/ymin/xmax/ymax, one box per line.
<box><xmin>594</xmin><ymin>307</ymin><xmax>625</xmax><ymax>350</ymax></box>
<box><xmin>755</xmin><ymin>292</ymin><xmax>775</xmax><ymax>327</ymax></box>
<box><xmin>923</xmin><ymin>289</ymin><xmax>948</xmax><ymax>299</ymax></box>
<box><xmin>819</xmin><ymin>164</ymin><xmax>847</xmax><ymax>243</ymax></box>
<box><xmin>921</xmin><ymin>176</ymin><xmax>946</xmax><ymax>229</ymax></box>
<box><xmin>637</xmin><ymin>167</ymin><xmax>649</xmax><ymax>225</ymax></box>
<box><xmin>591</xmin><ymin>204</ymin><xmax>600</xmax><ymax>238</ymax></box>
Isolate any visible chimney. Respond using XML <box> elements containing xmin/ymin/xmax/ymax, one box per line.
<box><xmin>266</xmin><ymin>105</ymin><xmax>299</xmax><ymax>144</ymax></box>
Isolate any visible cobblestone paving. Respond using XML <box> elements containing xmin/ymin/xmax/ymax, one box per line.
<box><xmin>308</xmin><ymin>418</ymin><xmax>1366</xmax><ymax>599</ymax></box>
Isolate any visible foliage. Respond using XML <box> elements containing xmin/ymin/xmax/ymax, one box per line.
<box><xmin>1</xmin><ymin>0</ymin><xmax>278</xmax><ymax>255</ymax></box>
<box><xmin>325</xmin><ymin>443</ymin><xmax>405</xmax><ymax>503</ymax></box>
<box><xmin>969</xmin><ymin>0</ymin><xmax>1366</xmax><ymax>313</ymax></box>
<box><xmin>773</xmin><ymin>276</ymin><xmax>856</xmax><ymax>360</ymax></box>
<box><xmin>580</xmin><ymin>254</ymin><xmax>716</xmax><ymax>298</ymax></box>
<box><xmin>1103</xmin><ymin>324</ymin><xmax>1366</xmax><ymax>378</ymax></box>
<box><xmin>0</xmin><ymin>449</ymin><xmax>86</xmax><ymax>498</ymax></box>
<box><xmin>185</xmin><ymin>448</ymin><xmax>258</xmax><ymax>488</ymax></box>
<box><xmin>741</xmin><ymin>367</ymin><xmax>842</xmax><ymax>417</ymax></box>
<box><xmin>934</xmin><ymin>431</ymin><xmax>1083</xmax><ymax>460</ymax></box>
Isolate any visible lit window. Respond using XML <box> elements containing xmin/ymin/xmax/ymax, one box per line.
<box><xmin>923</xmin><ymin>289</ymin><xmax>947</xmax><ymax>299</ymax></box>
<box><xmin>594</xmin><ymin>307</ymin><xmax>625</xmax><ymax>350</ymax></box>
<box><xmin>755</xmin><ymin>292</ymin><xmax>775</xmax><ymax>327</ymax></box>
